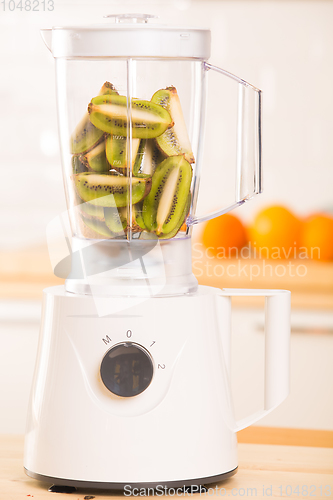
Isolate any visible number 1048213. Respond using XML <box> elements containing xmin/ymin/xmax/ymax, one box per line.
<box><xmin>1</xmin><ymin>0</ymin><xmax>54</xmax><ymax>10</ymax></box>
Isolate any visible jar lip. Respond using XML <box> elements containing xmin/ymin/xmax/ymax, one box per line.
<box><xmin>42</xmin><ymin>25</ymin><xmax>211</xmax><ymax>59</ymax></box>
<box><xmin>51</xmin><ymin>24</ymin><xmax>210</xmax><ymax>32</ymax></box>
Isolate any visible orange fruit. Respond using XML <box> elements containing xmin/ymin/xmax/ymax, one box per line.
<box><xmin>301</xmin><ymin>213</ymin><xmax>333</xmax><ymax>261</ymax></box>
<box><xmin>249</xmin><ymin>205</ymin><xmax>302</xmax><ymax>259</ymax></box>
<box><xmin>201</xmin><ymin>213</ymin><xmax>248</xmax><ymax>258</ymax></box>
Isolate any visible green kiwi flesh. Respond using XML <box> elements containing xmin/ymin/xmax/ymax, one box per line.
<box><xmin>81</xmin><ymin>215</ymin><xmax>113</xmax><ymax>238</ymax></box>
<box><xmin>151</xmin><ymin>87</ymin><xmax>195</xmax><ymax>163</ymax></box>
<box><xmin>104</xmin><ymin>203</ymin><xmax>146</xmax><ymax>235</ymax></box>
<box><xmin>104</xmin><ymin>207</ymin><xmax>127</xmax><ymax>234</ymax></box>
<box><xmin>72</xmin><ymin>155</ymin><xmax>88</xmax><ymax>174</ymax></box>
<box><xmin>70</xmin><ymin>82</ymin><xmax>118</xmax><ymax>154</ymax></box>
<box><xmin>132</xmin><ymin>202</ymin><xmax>146</xmax><ymax>230</ymax></box>
<box><xmin>105</xmin><ymin>135</ymin><xmax>141</xmax><ymax>173</ymax></box>
<box><xmin>88</xmin><ymin>94</ymin><xmax>173</xmax><ymax>139</ymax></box>
<box><xmin>158</xmin><ymin>193</ymin><xmax>190</xmax><ymax>239</ymax></box>
<box><xmin>142</xmin><ymin>155</ymin><xmax>192</xmax><ymax>235</ymax></box>
<box><xmin>81</xmin><ymin>141</ymin><xmax>110</xmax><ymax>172</ymax></box>
<box><xmin>70</xmin><ymin>120</ymin><xmax>104</xmax><ymax>155</ymax></box>
<box><xmin>76</xmin><ymin>196</ymin><xmax>105</xmax><ymax>220</ymax></box>
<box><xmin>74</xmin><ymin>172</ymin><xmax>152</xmax><ymax>208</ymax></box>
<box><xmin>134</xmin><ymin>139</ymin><xmax>166</xmax><ymax>177</ymax></box>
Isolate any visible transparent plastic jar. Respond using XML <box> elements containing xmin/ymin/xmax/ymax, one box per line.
<box><xmin>42</xmin><ymin>14</ymin><xmax>261</xmax><ymax>295</ymax></box>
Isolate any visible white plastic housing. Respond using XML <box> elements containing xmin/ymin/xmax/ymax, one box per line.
<box><xmin>41</xmin><ymin>22</ymin><xmax>211</xmax><ymax>59</ymax></box>
<box><xmin>24</xmin><ymin>285</ymin><xmax>290</xmax><ymax>486</ymax></box>
<box><xmin>25</xmin><ymin>286</ymin><xmax>237</xmax><ymax>484</ymax></box>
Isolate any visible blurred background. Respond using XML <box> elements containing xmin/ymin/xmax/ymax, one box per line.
<box><xmin>0</xmin><ymin>0</ymin><xmax>332</xmax><ymax>439</ymax></box>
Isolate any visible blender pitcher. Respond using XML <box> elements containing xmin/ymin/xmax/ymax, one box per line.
<box><xmin>24</xmin><ymin>15</ymin><xmax>290</xmax><ymax>490</ymax></box>
<box><xmin>42</xmin><ymin>13</ymin><xmax>261</xmax><ymax>297</ymax></box>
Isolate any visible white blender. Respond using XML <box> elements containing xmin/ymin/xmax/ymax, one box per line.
<box><xmin>24</xmin><ymin>14</ymin><xmax>290</xmax><ymax>490</ymax></box>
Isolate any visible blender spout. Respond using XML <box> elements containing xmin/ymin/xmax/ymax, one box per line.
<box><xmin>40</xmin><ymin>29</ymin><xmax>52</xmax><ymax>53</ymax></box>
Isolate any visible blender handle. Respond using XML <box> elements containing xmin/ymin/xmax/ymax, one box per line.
<box><xmin>219</xmin><ymin>288</ymin><xmax>290</xmax><ymax>432</ymax></box>
<box><xmin>187</xmin><ymin>63</ymin><xmax>262</xmax><ymax>226</ymax></box>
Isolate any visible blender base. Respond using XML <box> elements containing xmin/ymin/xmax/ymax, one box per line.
<box><xmin>24</xmin><ymin>285</ymin><xmax>238</xmax><ymax>487</ymax></box>
<box><xmin>24</xmin><ymin>467</ymin><xmax>238</xmax><ymax>490</ymax></box>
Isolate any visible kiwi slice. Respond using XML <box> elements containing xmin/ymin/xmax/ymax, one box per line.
<box><xmin>151</xmin><ymin>87</ymin><xmax>194</xmax><ymax>164</ymax></box>
<box><xmin>76</xmin><ymin>195</ymin><xmax>105</xmax><ymax>220</ymax></box>
<box><xmin>158</xmin><ymin>193</ymin><xmax>191</xmax><ymax>239</ymax></box>
<box><xmin>74</xmin><ymin>172</ymin><xmax>152</xmax><ymax>208</ymax></box>
<box><xmin>132</xmin><ymin>202</ymin><xmax>146</xmax><ymax>231</ymax></box>
<box><xmin>133</xmin><ymin>139</ymin><xmax>166</xmax><ymax>177</ymax></box>
<box><xmin>132</xmin><ymin>140</ymin><xmax>146</xmax><ymax>176</ymax></box>
<box><xmin>104</xmin><ymin>203</ymin><xmax>146</xmax><ymax>235</ymax></box>
<box><xmin>99</xmin><ymin>82</ymin><xmax>118</xmax><ymax>95</ymax></box>
<box><xmin>72</xmin><ymin>155</ymin><xmax>88</xmax><ymax>174</ymax></box>
<box><xmin>105</xmin><ymin>135</ymin><xmax>141</xmax><ymax>173</ymax></box>
<box><xmin>81</xmin><ymin>141</ymin><xmax>110</xmax><ymax>173</ymax></box>
<box><xmin>70</xmin><ymin>82</ymin><xmax>118</xmax><ymax>155</ymax></box>
<box><xmin>70</xmin><ymin>120</ymin><xmax>104</xmax><ymax>155</ymax></box>
<box><xmin>88</xmin><ymin>94</ymin><xmax>173</xmax><ymax>139</ymax></box>
<box><xmin>80</xmin><ymin>214</ymin><xmax>113</xmax><ymax>239</ymax></box>
<box><xmin>142</xmin><ymin>155</ymin><xmax>192</xmax><ymax>235</ymax></box>
<box><xmin>104</xmin><ymin>207</ymin><xmax>127</xmax><ymax>235</ymax></box>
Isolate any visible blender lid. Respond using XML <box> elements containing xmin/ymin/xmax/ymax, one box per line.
<box><xmin>41</xmin><ymin>13</ymin><xmax>211</xmax><ymax>59</ymax></box>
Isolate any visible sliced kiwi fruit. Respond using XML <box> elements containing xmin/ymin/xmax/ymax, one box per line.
<box><xmin>88</xmin><ymin>94</ymin><xmax>173</xmax><ymax>139</ymax></box>
<box><xmin>76</xmin><ymin>195</ymin><xmax>105</xmax><ymax>220</ymax></box>
<box><xmin>151</xmin><ymin>86</ymin><xmax>194</xmax><ymax>164</ymax></box>
<box><xmin>132</xmin><ymin>140</ymin><xmax>146</xmax><ymax>176</ymax></box>
<box><xmin>105</xmin><ymin>135</ymin><xmax>141</xmax><ymax>173</ymax></box>
<box><xmin>99</xmin><ymin>82</ymin><xmax>118</xmax><ymax>95</ymax></box>
<box><xmin>133</xmin><ymin>139</ymin><xmax>166</xmax><ymax>177</ymax></box>
<box><xmin>70</xmin><ymin>82</ymin><xmax>118</xmax><ymax>155</ymax></box>
<box><xmin>72</xmin><ymin>155</ymin><xmax>88</xmax><ymax>174</ymax></box>
<box><xmin>104</xmin><ymin>203</ymin><xmax>146</xmax><ymax>236</ymax></box>
<box><xmin>104</xmin><ymin>207</ymin><xmax>127</xmax><ymax>235</ymax></box>
<box><xmin>80</xmin><ymin>214</ymin><xmax>113</xmax><ymax>239</ymax></box>
<box><xmin>142</xmin><ymin>155</ymin><xmax>192</xmax><ymax>235</ymax></box>
<box><xmin>158</xmin><ymin>193</ymin><xmax>190</xmax><ymax>239</ymax></box>
<box><xmin>126</xmin><ymin>203</ymin><xmax>147</xmax><ymax>233</ymax></box>
<box><xmin>81</xmin><ymin>141</ymin><xmax>110</xmax><ymax>173</ymax></box>
<box><xmin>132</xmin><ymin>202</ymin><xmax>146</xmax><ymax>231</ymax></box>
<box><xmin>74</xmin><ymin>172</ymin><xmax>152</xmax><ymax>208</ymax></box>
<box><xmin>70</xmin><ymin>120</ymin><xmax>105</xmax><ymax>155</ymax></box>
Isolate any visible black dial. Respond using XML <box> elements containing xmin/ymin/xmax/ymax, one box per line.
<box><xmin>100</xmin><ymin>342</ymin><xmax>154</xmax><ymax>397</ymax></box>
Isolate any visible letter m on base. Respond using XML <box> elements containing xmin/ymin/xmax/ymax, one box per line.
<box><xmin>102</xmin><ymin>335</ymin><xmax>112</xmax><ymax>345</ymax></box>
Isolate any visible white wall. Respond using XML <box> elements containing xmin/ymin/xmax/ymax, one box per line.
<box><xmin>1</xmin><ymin>0</ymin><xmax>333</xmax><ymax>248</ymax></box>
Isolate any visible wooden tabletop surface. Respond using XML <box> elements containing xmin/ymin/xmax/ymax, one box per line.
<box><xmin>2</xmin><ymin>434</ymin><xmax>332</xmax><ymax>500</ymax></box>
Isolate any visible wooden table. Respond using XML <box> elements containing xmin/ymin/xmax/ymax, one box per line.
<box><xmin>2</xmin><ymin>434</ymin><xmax>332</xmax><ymax>499</ymax></box>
